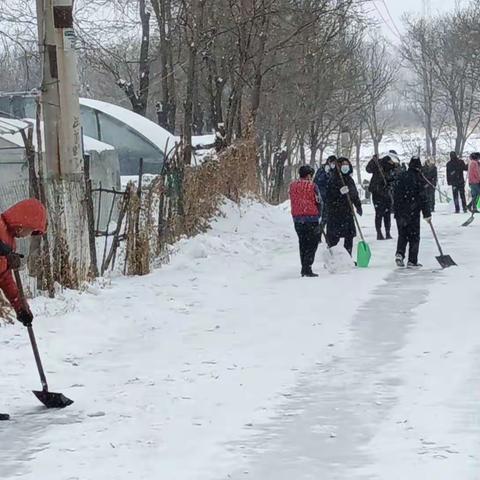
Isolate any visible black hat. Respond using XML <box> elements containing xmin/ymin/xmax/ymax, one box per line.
<box><xmin>409</xmin><ymin>156</ymin><xmax>422</xmax><ymax>170</ymax></box>
<box><xmin>299</xmin><ymin>165</ymin><xmax>315</xmax><ymax>178</ymax></box>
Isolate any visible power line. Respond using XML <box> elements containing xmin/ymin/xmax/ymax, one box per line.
<box><xmin>371</xmin><ymin>1</ymin><xmax>401</xmax><ymax>40</ymax></box>
<box><xmin>380</xmin><ymin>0</ymin><xmax>403</xmax><ymax>38</ymax></box>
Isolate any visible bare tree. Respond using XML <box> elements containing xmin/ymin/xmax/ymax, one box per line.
<box><xmin>360</xmin><ymin>37</ymin><xmax>397</xmax><ymax>156</ymax></box>
<box><xmin>402</xmin><ymin>17</ymin><xmax>448</xmax><ymax>158</ymax></box>
<box><xmin>420</xmin><ymin>7</ymin><xmax>480</xmax><ymax>155</ymax></box>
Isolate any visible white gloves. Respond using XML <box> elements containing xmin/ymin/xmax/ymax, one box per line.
<box><xmin>340</xmin><ymin>186</ymin><xmax>349</xmax><ymax>195</ymax></box>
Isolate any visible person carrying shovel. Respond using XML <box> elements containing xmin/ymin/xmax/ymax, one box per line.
<box><xmin>393</xmin><ymin>156</ymin><xmax>431</xmax><ymax>268</ymax></box>
<box><xmin>325</xmin><ymin>158</ymin><xmax>363</xmax><ymax>257</ymax></box>
<box><xmin>0</xmin><ymin>198</ymin><xmax>48</xmax><ymax>420</ymax></box>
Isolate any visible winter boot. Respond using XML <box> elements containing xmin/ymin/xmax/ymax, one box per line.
<box><xmin>377</xmin><ymin>231</ymin><xmax>385</xmax><ymax>240</ymax></box>
<box><xmin>0</xmin><ymin>413</ymin><xmax>10</xmax><ymax>421</ymax></box>
<box><xmin>303</xmin><ymin>267</ymin><xmax>319</xmax><ymax>278</ymax></box>
<box><xmin>395</xmin><ymin>254</ymin><xmax>405</xmax><ymax>267</ymax></box>
<box><xmin>385</xmin><ymin>232</ymin><xmax>393</xmax><ymax>240</ymax></box>
<box><xmin>407</xmin><ymin>261</ymin><xmax>423</xmax><ymax>268</ymax></box>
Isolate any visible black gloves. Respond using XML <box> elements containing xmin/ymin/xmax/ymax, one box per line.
<box><xmin>17</xmin><ymin>309</ymin><xmax>33</xmax><ymax>327</ymax></box>
<box><xmin>356</xmin><ymin>205</ymin><xmax>363</xmax><ymax>217</ymax></box>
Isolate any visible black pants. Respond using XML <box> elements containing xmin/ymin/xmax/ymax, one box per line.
<box><xmin>452</xmin><ymin>185</ymin><xmax>467</xmax><ymax>212</ymax></box>
<box><xmin>294</xmin><ymin>222</ymin><xmax>320</xmax><ymax>273</ymax></box>
<box><xmin>427</xmin><ymin>187</ymin><xmax>436</xmax><ymax>212</ymax></box>
<box><xmin>396</xmin><ymin>217</ymin><xmax>420</xmax><ymax>264</ymax></box>
<box><xmin>327</xmin><ymin>233</ymin><xmax>354</xmax><ymax>256</ymax></box>
<box><xmin>372</xmin><ymin>193</ymin><xmax>391</xmax><ymax>235</ymax></box>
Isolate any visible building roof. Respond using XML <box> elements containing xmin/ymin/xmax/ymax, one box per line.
<box><xmin>0</xmin><ymin>117</ymin><xmax>115</xmax><ymax>153</ymax></box>
<box><xmin>80</xmin><ymin>98</ymin><xmax>176</xmax><ymax>154</ymax></box>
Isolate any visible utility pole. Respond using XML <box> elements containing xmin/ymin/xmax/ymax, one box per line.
<box><xmin>36</xmin><ymin>0</ymin><xmax>82</xmax><ymax>177</ymax></box>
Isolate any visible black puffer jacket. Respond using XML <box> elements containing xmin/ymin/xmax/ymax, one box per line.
<box><xmin>393</xmin><ymin>164</ymin><xmax>431</xmax><ymax>221</ymax></box>
<box><xmin>326</xmin><ymin>161</ymin><xmax>362</xmax><ymax>238</ymax></box>
<box><xmin>366</xmin><ymin>156</ymin><xmax>396</xmax><ymax>198</ymax></box>
<box><xmin>446</xmin><ymin>157</ymin><xmax>467</xmax><ymax>186</ymax></box>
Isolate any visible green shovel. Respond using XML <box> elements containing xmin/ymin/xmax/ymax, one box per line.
<box><xmin>336</xmin><ymin>164</ymin><xmax>372</xmax><ymax>268</ymax></box>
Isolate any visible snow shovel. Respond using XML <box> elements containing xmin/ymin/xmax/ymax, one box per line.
<box><xmin>14</xmin><ymin>270</ymin><xmax>74</xmax><ymax>409</ymax></box>
<box><xmin>427</xmin><ymin>221</ymin><xmax>457</xmax><ymax>268</ymax></box>
<box><xmin>336</xmin><ymin>165</ymin><xmax>371</xmax><ymax>268</ymax></box>
<box><xmin>462</xmin><ymin>196</ymin><xmax>480</xmax><ymax>226</ymax></box>
<box><xmin>353</xmin><ymin>215</ymin><xmax>371</xmax><ymax>268</ymax></box>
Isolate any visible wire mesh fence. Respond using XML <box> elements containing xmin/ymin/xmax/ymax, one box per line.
<box><xmin>0</xmin><ymin>176</ymin><xmax>91</xmax><ymax>297</ymax></box>
<box><xmin>0</xmin><ymin>137</ymin><xmax>259</xmax><ymax>315</ymax></box>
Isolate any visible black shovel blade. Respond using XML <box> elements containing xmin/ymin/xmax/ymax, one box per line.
<box><xmin>462</xmin><ymin>215</ymin><xmax>475</xmax><ymax>227</ymax></box>
<box><xmin>436</xmin><ymin>255</ymin><xmax>457</xmax><ymax>269</ymax></box>
<box><xmin>33</xmin><ymin>390</ymin><xmax>74</xmax><ymax>409</ymax></box>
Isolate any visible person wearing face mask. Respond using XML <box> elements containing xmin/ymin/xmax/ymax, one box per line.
<box><xmin>325</xmin><ymin>158</ymin><xmax>362</xmax><ymax>256</ymax></box>
<box><xmin>314</xmin><ymin>155</ymin><xmax>336</xmax><ymax>242</ymax></box>
<box><xmin>393</xmin><ymin>156</ymin><xmax>431</xmax><ymax>268</ymax></box>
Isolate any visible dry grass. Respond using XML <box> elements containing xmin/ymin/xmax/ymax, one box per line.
<box><xmin>123</xmin><ymin>138</ymin><xmax>259</xmax><ymax>276</ymax></box>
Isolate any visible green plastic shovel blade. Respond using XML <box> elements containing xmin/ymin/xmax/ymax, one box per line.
<box><xmin>476</xmin><ymin>196</ymin><xmax>480</xmax><ymax>211</ymax></box>
<box><xmin>357</xmin><ymin>241</ymin><xmax>371</xmax><ymax>268</ymax></box>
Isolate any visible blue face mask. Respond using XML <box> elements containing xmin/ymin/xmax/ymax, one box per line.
<box><xmin>341</xmin><ymin>165</ymin><xmax>350</xmax><ymax>174</ymax></box>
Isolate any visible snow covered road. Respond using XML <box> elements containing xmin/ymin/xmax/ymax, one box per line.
<box><xmin>1</xmin><ymin>200</ymin><xmax>479</xmax><ymax>479</ymax></box>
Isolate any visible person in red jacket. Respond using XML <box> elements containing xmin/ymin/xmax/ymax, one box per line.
<box><xmin>0</xmin><ymin>198</ymin><xmax>47</xmax><ymax>326</ymax></box>
<box><xmin>289</xmin><ymin>165</ymin><xmax>322</xmax><ymax>277</ymax></box>
<box><xmin>0</xmin><ymin>198</ymin><xmax>47</xmax><ymax>421</ymax></box>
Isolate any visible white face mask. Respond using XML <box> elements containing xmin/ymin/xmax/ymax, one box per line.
<box><xmin>325</xmin><ymin>164</ymin><xmax>330</xmax><ymax>173</ymax></box>
<box><xmin>341</xmin><ymin>165</ymin><xmax>350</xmax><ymax>175</ymax></box>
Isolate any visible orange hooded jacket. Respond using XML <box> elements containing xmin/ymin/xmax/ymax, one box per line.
<box><xmin>0</xmin><ymin>199</ymin><xmax>47</xmax><ymax>312</ymax></box>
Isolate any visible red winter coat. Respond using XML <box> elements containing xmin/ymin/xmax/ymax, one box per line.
<box><xmin>0</xmin><ymin>199</ymin><xmax>47</xmax><ymax>312</ymax></box>
<box><xmin>289</xmin><ymin>179</ymin><xmax>320</xmax><ymax>219</ymax></box>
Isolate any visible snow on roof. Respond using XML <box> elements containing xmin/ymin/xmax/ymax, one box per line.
<box><xmin>0</xmin><ymin>117</ymin><xmax>115</xmax><ymax>152</ymax></box>
<box><xmin>83</xmin><ymin>136</ymin><xmax>115</xmax><ymax>152</ymax></box>
<box><xmin>80</xmin><ymin>98</ymin><xmax>176</xmax><ymax>154</ymax></box>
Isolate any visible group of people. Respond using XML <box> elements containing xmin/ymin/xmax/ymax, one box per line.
<box><xmin>289</xmin><ymin>150</ymin><xmax>480</xmax><ymax>277</ymax></box>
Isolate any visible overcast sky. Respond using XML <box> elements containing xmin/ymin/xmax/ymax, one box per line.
<box><xmin>373</xmin><ymin>0</ymin><xmax>460</xmax><ymax>40</ymax></box>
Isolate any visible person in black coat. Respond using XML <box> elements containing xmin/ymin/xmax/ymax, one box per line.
<box><xmin>366</xmin><ymin>154</ymin><xmax>396</xmax><ymax>240</ymax></box>
<box><xmin>423</xmin><ymin>158</ymin><xmax>438</xmax><ymax>212</ymax></box>
<box><xmin>393</xmin><ymin>156</ymin><xmax>431</xmax><ymax>267</ymax></box>
<box><xmin>314</xmin><ymin>155</ymin><xmax>336</xmax><ymax>243</ymax></box>
<box><xmin>446</xmin><ymin>151</ymin><xmax>468</xmax><ymax>213</ymax></box>
<box><xmin>326</xmin><ymin>158</ymin><xmax>362</xmax><ymax>256</ymax></box>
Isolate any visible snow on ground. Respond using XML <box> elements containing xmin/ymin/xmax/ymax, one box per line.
<box><xmin>1</xmin><ymin>198</ymin><xmax>480</xmax><ymax>479</ymax></box>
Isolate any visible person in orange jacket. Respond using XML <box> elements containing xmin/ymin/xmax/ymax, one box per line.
<box><xmin>0</xmin><ymin>198</ymin><xmax>47</xmax><ymax>327</ymax></box>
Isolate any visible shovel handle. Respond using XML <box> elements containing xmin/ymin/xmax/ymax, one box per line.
<box><xmin>335</xmin><ymin>164</ymin><xmax>366</xmax><ymax>243</ymax></box>
<box><xmin>428</xmin><ymin>221</ymin><xmax>444</xmax><ymax>256</ymax></box>
<box><xmin>13</xmin><ymin>270</ymin><xmax>49</xmax><ymax>392</ymax></box>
